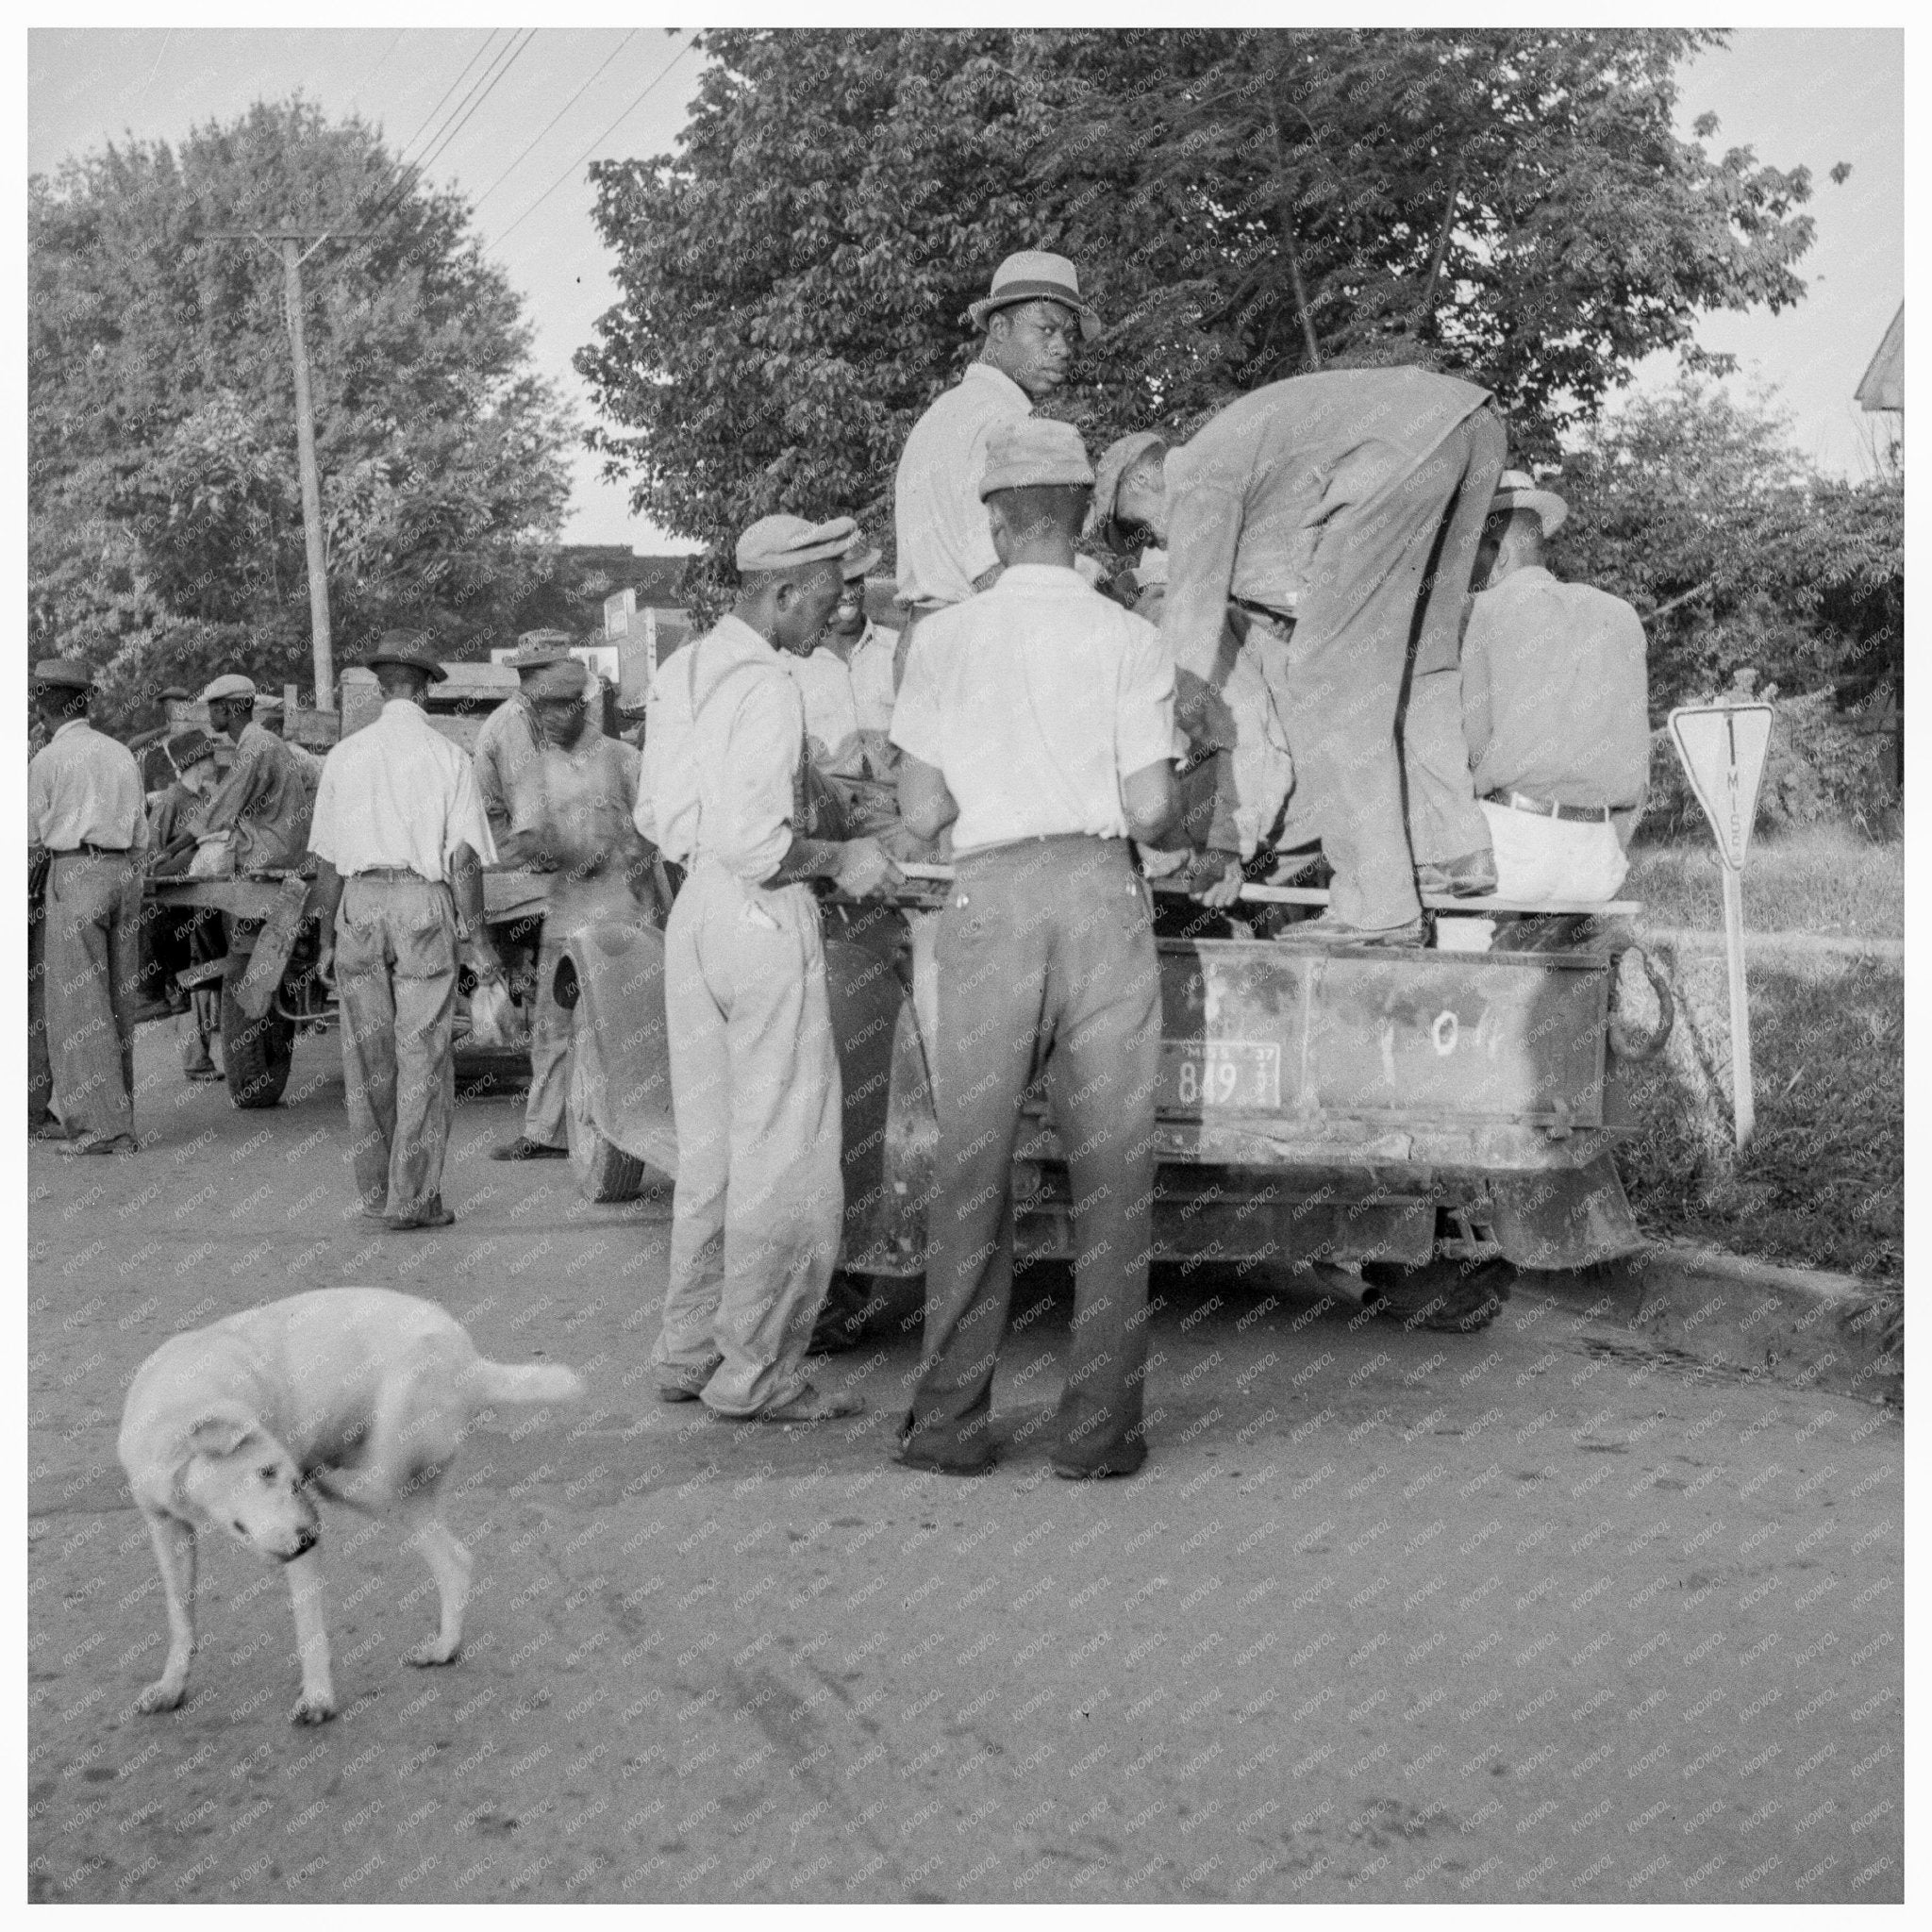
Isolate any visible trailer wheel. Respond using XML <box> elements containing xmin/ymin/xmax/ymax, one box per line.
<box><xmin>221</xmin><ymin>974</ymin><xmax>294</xmax><ymax>1109</ymax></box>
<box><xmin>566</xmin><ymin>1015</ymin><xmax>647</xmax><ymax>1203</ymax></box>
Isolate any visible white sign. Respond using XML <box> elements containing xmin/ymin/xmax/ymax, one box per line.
<box><xmin>571</xmin><ymin>644</ymin><xmax>620</xmax><ymax>685</ymax></box>
<box><xmin>604</xmin><ymin>589</ymin><xmax>636</xmax><ymax>640</ymax></box>
<box><xmin>1667</xmin><ymin>703</ymin><xmax>1773</xmax><ymax>871</ymax></box>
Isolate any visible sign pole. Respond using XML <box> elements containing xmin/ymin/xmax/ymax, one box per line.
<box><xmin>1719</xmin><ymin>861</ymin><xmax>1755</xmax><ymax>1149</ymax></box>
<box><xmin>1666</xmin><ymin>700</ymin><xmax>1774</xmax><ymax>1154</ymax></box>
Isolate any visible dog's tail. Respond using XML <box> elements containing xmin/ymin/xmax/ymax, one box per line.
<box><xmin>466</xmin><ymin>1359</ymin><xmax>588</xmax><ymax>1407</ymax></box>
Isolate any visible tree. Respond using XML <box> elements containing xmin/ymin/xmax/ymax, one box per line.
<box><xmin>578</xmin><ymin>28</ymin><xmax>1824</xmax><ymax>558</ymax></box>
<box><xmin>1552</xmin><ymin>375</ymin><xmax>1904</xmax><ymax>716</ymax></box>
<box><xmin>29</xmin><ymin>98</ymin><xmax>573</xmax><ymax>726</ymax></box>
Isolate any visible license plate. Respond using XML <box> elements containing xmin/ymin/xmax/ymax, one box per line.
<box><xmin>1159</xmin><ymin>1039</ymin><xmax>1282</xmax><ymax>1112</ymax></box>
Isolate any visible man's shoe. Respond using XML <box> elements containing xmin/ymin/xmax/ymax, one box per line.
<box><xmin>894</xmin><ymin>1443</ymin><xmax>997</xmax><ymax>1477</ymax></box>
<box><xmin>386</xmin><ymin>1194</ymin><xmax>456</xmax><ymax>1231</ymax></box>
<box><xmin>59</xmin><ymin>1133</ymin><xmax>137</xmax><ymax>1158</ymax></box>
<box><xmin>29</xmin><ymin>1119</ymin><xmax>73</xmax><ymax>1141</ymax></box>
<box><xmin>1274</xmin><ymin>913</ymin><xmax>1424</xmax><ymax>949</ymax></box>
<box><xmin>755</xmin><ymin>1385</ymin><xmax>865</xmax><ymax>1424</ymax></box>
<box><xmin>1051</xmin><ymin>1457</ymin><xmax>1143</xmax><ymax>1481</ymax></box>
<box><xmin>1416</xmin><ymin>850</ymin><xmax>1499</xmax><ymax>898</ymax></box>
<box><xmin>656</xmin><ymin>1380</ymin><xmax>707</xmax><ymax>1404</ymax></box>
<box><xmin>491</xmin><ymin>1137</ymin><xmax>569</xmax><ymax>1161</ymax></box>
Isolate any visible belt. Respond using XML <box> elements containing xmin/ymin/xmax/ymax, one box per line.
<box><xmin>53</xmin><ymin>842</ymin><xmax>132</xmax><ymax>858</ymax></box>
<box><xmin>1486</xmin><ymin>791</ymin><xmax>1613</xmax><ymax>825</ymax></box>
<box><xmin>350</xmin><ymin>866</ymin><xmax>436</xmax><ymax>881</ymax></box>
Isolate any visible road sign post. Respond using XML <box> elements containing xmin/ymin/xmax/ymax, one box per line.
<box><xmin>1667</xmin><ymin>702</ymin><xmax>1774</xmax><ymax>1150</ymax></box>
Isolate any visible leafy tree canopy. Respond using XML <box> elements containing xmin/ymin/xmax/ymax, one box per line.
<box><xmin>30</xmin><ymin>97</ymin><xmax>574</xmax><ymax>725</ymax></box>
<box><xmin>578</xmin><ymin>27</ymin><xmax>1823</xmax><ymax>566</ymax></box>
<box><xmin>1552</xmin><ymin>375</ymin><xmax>1904</xmax><ymax>716</ymax></box>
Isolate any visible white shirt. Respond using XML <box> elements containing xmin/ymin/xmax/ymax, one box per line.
<box><xmin>28</xmin><ymin>719</ymin><xmax>149</xmax><ymax>853</ymax></box>
<box><xmin>308</xmin><ymin>699</ymin><xmax>497</xmax><ymax>882</ymax></box>
<box><xmin>636</xmin><ymin>615</ymin><xmax>804</xmax><ymax>884</ymax></box>
<box><xmin>892</xmin><ymin>363</ymin><xmax>1032</xmax><ymax>608</ymax></box>
<box><xmin>891</xmin><ymin>564</ymin><xmax>1177</xmax><ymax>855</ymax></box>
<box><xmin>783</xmin><ymin>621</ymin><xmax>901</xmax><ymax>755</ymax></box>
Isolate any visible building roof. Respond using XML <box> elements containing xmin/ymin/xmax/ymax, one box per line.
<box><xmin>1856</xmin><ymin>303</ymin><xmax>1904</xmax><ymax>413</ymax></box>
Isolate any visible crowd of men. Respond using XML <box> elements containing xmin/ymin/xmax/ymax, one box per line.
<box><xmin>27</xmin><ymin>245</ymin><xmax>1650</xmax><ymax>1476</ymax></box>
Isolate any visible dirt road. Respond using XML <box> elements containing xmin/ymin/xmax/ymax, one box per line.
<box><xmin>28</xmin><ymin>1028</ymin><xmax>1904</xmax><ymax>1903</ymax></box>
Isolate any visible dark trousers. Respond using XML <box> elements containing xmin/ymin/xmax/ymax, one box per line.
<box><xmin>1284</xmin><ymin>405</ymin><xmax>1507</xmax><ymax>928</ymax></box>
<box><xmin>903</xmin><ymin>836</ymin><xmax>1161</xmax><ymax>1474</ymax></box>
<box><xmin>29</xmin><ymin>878</ymin><xmax>53</xmax><ymax>1125</ymax></box>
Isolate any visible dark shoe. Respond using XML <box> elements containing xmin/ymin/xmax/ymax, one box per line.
<box><xmin>491</xmin><ymin>1137</ymin><xmax>568</xmax><ymax>1161</ymax></box>
<box><xmin>756</xmin><ymin>1385</ymin><xmax>865</xmax><ymax>1424</ymax></box>
<box><xmin>1416</xmin><ymin>850</ymin><xmax>1499</xmax><ymax>898</ymax></box>
<box><xmin>1420</xmin><ymin>1259</ymin><xmax>1515</xmax><ymax>1333</ymax></box>
<box><xmin>386</xmin><ymin>1194</ymin><xmax>456</xmax><ymax>1231</ymax></box>
<box><xmin>125</xmin><ymin>997</ymin><xmax>176</xmax><ymax>1027</ymax></box>
<box><xmin>1275</xmin><ymin>913</ymin><xmax>1424</xmax><ymax>949</ymax></box>
<box><xmin>29</xmin><ymin>1120</ymin><xmax>73</xmax><ymax>1141</ymax></box>
<box><xmin>656</xmin><ymin>1380</ymin><xmax>707</xmax><ymax>1404</ymax></box>
<box><xmin>184</xmin><ymin>1064</ymin><xmax>224</xmax><ymax>1084</ymax></box>
<box><xmin>894</xmin><ymin>1444</ymin><xmax>996</xmax><ymax>1477</ymax></box>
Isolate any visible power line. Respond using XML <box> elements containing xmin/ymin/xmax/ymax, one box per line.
<box><xmin>470</xmin><ymin>29</ymin><xmax>638</xmax><ymax>216</ymax></box>
<box><xmin>408</xmin><ymin>27</ymin><xmax>538</xmax><ymax>187</ymax></box>
<box><xmin>494</xmin><ymin>32</ymin><xmax>698</xmax><ymax>246</ymax></box>
<box><xmin>347</xmin><ymin>28</ymin><xmax>500</xmax><ymax>235</ymax></box>
<box><xmin>348</xmin><ymin>27</ymin><xmax>407</xmax><ymax>104</ymax></box>
<box><xmin>358</xmin><ymin>28</ymin><xmax>527</xmax><ymax>236</ymax></box>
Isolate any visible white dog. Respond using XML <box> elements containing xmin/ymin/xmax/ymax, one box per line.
<box><xmin>117</xmin><ymin>1288</ymin><xmax>586</xmax><ymax>1724</ymax></box>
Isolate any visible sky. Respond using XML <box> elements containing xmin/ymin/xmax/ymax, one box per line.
<box><xmin>26</xmin><ymin>25</ymin><xmax>1905</xmax><ymax>552</ymax></box>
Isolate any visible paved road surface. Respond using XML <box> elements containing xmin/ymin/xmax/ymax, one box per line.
<box><xmin>28</xmin><ymin>1028</ymin><xmax>1904</xmax><ymax>1903</ymax></box>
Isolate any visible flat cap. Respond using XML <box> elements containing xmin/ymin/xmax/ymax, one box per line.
<box><xmin>968</xmin><ymin>250</ymin><xmax>1102</xmax><ymax>342</ymax></box>
<box><xmin>841</xmin><ymin>540</ymin><xmax>883</xmax><ymax>582</ymax></box>
<box><xmin>166</xmin><ymin>728</ymin><xmax>218</xmax><ymax>771</ymax></box>
<box><xmin>508</xmin><ymin>628</ymin><xmax>575</xmax><ymax>670</ymax></box>
<box><xmin>32</xmin><ymin>658</ymin><xmax>96</xmax><ymax>691</ymax></box>
<box><xmin>198</xmin><ymin>673</ymin><xmax>258</xmax><ymax>704</ymax></box>
<box><xmin>1090</xmin><ymin>429</ymin><xmax>1167</xmax><ymax>535</ymax></box>
<box><xmin>159</xmin><ymin>686</ymin><xmax>192</xmax><ymax>702</ymax></box>
<box><xmin>736</xmin><ymin>513</ymin><xmax>858</xmax><ymax>576</ymax></box>
<box><xmin>522</xmin><ymin>657</ymin><xmax>590</xmax><ymax>699</ymax></box>
<box><xmin>364</xmin><ymin>632</ymin><xmax>448</xmax><ymax>682</ymax></box>
<box><xmin>979</xmin><ymin>418</ymin><xmax>1094</xmax><ymax>499</ymax></box>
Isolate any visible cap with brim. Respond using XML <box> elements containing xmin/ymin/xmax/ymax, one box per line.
<box><xmin>159</xmin><ymin>687</ymin><xmax>192</xmax><ymax>702</ymax></box>
<box><xmin>841</xmin><ymin>542</ymin><xmax>883</xmax><ymax>582</ymax></box>
<box><xmin>167</xmin><ymin>728</ymin><xmax>217</xmax><ymax>771</ymax></box>
<box><xmin>736</xmin><ymin>513</ymin><xmax>859</xmax><ymax>576</ymax></box>
<box><xmin>1089</xmin><ymin>429</ymin><xmax>1167</xmax><ymax>536</ymax></box>
<box><xmin>1491</xmin><ymin>469</ymin><xmax>1568</xmax><ymax>537</ymax></box>
<box><xmin>33</xmin><ymin>658</ymin><xmax>96</xmax><ymax>691</ymax></box>
<box><xmin>523</xmin><ymin>658</ymin><xmax>590</xmax><ymax>700</ymax></box>
<box><xmin>364</xmin><ymin>633</ymin><xmax>448</xmax><ymax>682</ymax></box>
<box><xmin>507</xmin><ymin>641</ymin><xmax>573</xmax><ymax>672</ymax></box>
<box><xmin>967</xmin><ymin>249</ymin><xmax>1102</xmax><ymax>342</ymax></box>
<box><xmin>978</xmin><ymin>417</ymin><xmax>1094</xmax><ymax>499</ymax></box>
<box><xmin>198</xmin><ymin>673</ymin><xmax>258</xmax><ymax>704</ymax></box>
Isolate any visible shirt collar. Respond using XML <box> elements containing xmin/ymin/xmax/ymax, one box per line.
<box><xmin>963</xmin><ymin>361</ymin><xmax>1033</xmax><ymax>411</ymax></box>
<box><xmin>53</xmin><ymin>718</ymin><xmax>91</xmax><ymax>741</ymax></box>
<box><xmin>712</xmin><ymin>612</ymin><xmax>781</xmax><ymax>661</ymax></box>
<box><xmin>990</xmin><ymin>563</ymin><xmax>1090</xmax><ymax>591</ymax></box>
<box><xmin>381</xmin><ymin>697</ymin><xmax>427</xmax><ymax>719</ymax></box>
<box><xmin>1491</xmin><ymin>564</ymin><xmax>1556</xmax><ymax>591</ymax></box>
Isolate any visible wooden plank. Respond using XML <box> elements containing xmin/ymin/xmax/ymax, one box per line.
<box><xmin>235</xmin><ymin>874</ymin><xmax>315</xmax><ymax>1020</ymax></box>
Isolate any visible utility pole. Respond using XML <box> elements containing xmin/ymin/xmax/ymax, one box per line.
<box><xmin>204</xmin><ymin>224</ymin><xmax>371</xmax><ymax>710</ymax></box>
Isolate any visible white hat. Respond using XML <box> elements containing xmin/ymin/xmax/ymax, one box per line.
<box><xmin>736</xmin><ymin>513</ymin><xmax>859</xmax><ymax>575</ymax></box>
<box><xmin>1491</xmin><ymin>470</ymin><xmax>1569</xmax><ymax>536</ymax></box>
<box><xmin>967</xmin><ymin>251</ymin><xmax>1102</xmax><ymax>342</ymax></box>
<box><xmin>198</xmin><ymin>673</ymin><xmax>258</xmax><ymax>703</ymax></box>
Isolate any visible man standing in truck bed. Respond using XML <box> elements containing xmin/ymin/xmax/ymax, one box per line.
<box><xmin>194</xmin><ymin>673</ymin><xmax>315</xmax><ymax>873</ymax></box>
<box><xmin>1103</xmin><ymin>366</ymin><xmax>1507</xmax><ymax>943</ymax></box>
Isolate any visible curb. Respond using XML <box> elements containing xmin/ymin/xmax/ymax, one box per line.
<box><xmin>1642</xmin><ymin>924</ymin><xmax>1903</xmax><ymax>963</ymax></box>
<box><xmin>1517</xmin><ymin>1239</ymin><xmax>1902</xmax><ymax>1410</ymax></box>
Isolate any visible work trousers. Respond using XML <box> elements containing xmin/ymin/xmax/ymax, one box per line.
<box><xmin>1480</xmin><ymin>800</ymin><xmax>1629</xmax><ymax>906</ymax></box>
<box><xmin>653</xmin><ymin>859</ymin><xmax>843</xmax><ymax>1417</ymax></box>
<box><xmin>42</xmin><ymin>851</ymin><xmax>142</xmax><ymax>1145</ymax></box>
<box><xmin>522</xmin><ymin>922</ymin><xmax>572</xmax><ymax>1150</ymax></box>
<box><xmin>903</xmin><ymin>837</ymin><xmax>1161</xmax><ymax>1474</ymax></box>
<box><xmin>29</xmin><ymin>877</ymin><xmax>53</xmax><ymax>1125</ymax></box>
<box><xmin>334</xmin><ymin>874</ymin><xmax>459</xmax><ymax>1219</ymax></box>
<box><xmin>1285</xmin><ymin>406</ymin><xmax>1507</xmax><ymax>928</ymax></box>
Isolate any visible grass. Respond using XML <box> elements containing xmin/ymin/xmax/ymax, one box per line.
<box><xmin>1625</xmin><ymin>824</ymin><xmax>1903</xmax><ymax>939</ymax></box>
<box><xmin>1615</xmin><ymin>946</ymin><xmax>1903</xmax><ymax>1285</ymax></box>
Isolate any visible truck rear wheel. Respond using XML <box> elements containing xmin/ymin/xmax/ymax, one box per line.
<box><xmin>566</xmin><ymin>1017</ymin><xmax>647</xmax><ymax>1203</ymax></box>
<box><xmin>221</xmin><ymin>974</ymin><xmax>294</xmax><ymax>1109</ymax></box>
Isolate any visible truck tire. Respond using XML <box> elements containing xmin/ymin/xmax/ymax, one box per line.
<box><xmin>566</xmin><ymin>1024</ymin><xmax>646</xmax><ymax>1203</ymax></box>
<box><xmin>221</xmin><ymin>974</ymin><xmax>294</xmax><ymax>1109</ymax></box>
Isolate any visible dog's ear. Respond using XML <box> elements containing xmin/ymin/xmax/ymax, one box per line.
<box><xmin>187</xmin><ymin>1411</ymin><xmax>260</xmax><ymax>1458</ymax></box>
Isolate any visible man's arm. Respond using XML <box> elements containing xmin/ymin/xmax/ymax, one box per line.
<box><xmin>196</xmin><ymin>736</ymin><xmax>261</xmax><ymax>840</ymax></box>
<box><xmin>311</xmin><ymin>858</ymin><xmax>344</xmax><ymax>981</ymax></box>
<box><xmin>896</xmin><ymin>752</ymin><xmax>958</xmax><ymax>841</ymax></box>
<box><xmin>1121</xmin><ymin>758</ymin><xmax>1180</xmax><ymax>846</ymax></box>
<box><xmin>450</xmin><ymin>842</ymin><xmax>505</xmax><ymax>979</ymax></box>
<box><xmin>1160</xmin><ymin>482</ymin><xmax>1246</xmax><ymax>698</ymax></box>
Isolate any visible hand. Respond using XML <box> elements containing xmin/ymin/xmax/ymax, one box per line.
<box><xmin>466</xmin><ymin>940</ymin><xmax>507</xmax><ymax>985</ymax></box>
<box><xmin>833</xmin><ymin>836</ymin><xmax>906</xmax><ymax>900</ymax></box>
<box><xmin>1191</xmin><ymin>852</ymin><xmax>1246</xmax><ymax>908</ymax></box>
<box><xmin>315</xmin><ymin>939</ymin><xmax>336</xmax><ymax>988</ymax></box>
